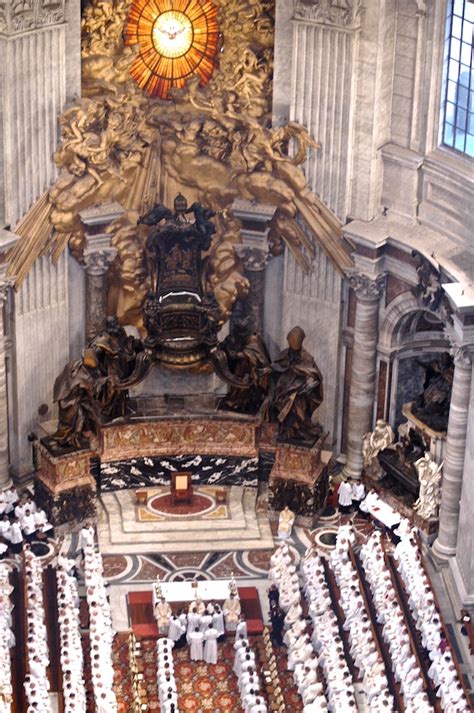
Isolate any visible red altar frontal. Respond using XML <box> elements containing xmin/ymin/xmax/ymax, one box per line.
<box><xmin>35</xmin><ymin>413</ymin><xmax>329</xmax><ymax>525</ymax></box>
<box><xmin>127</xmin><ymin>586</ymin><xmax>264</xmax><ymax>638</ymax></box>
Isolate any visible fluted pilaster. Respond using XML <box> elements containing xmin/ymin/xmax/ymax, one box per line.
<box><xmin>343</xmin><ymin>272</ymin><xmax>385</xmax><ymax>479</ymax></box>
<box><xmin>0</xmin><ymin>281</ymin><xmax>13</xmax><ymax>486</ymax></box>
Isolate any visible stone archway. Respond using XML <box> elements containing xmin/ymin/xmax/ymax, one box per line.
<box><xmin>377</xmin><ymin>292</ymin><xmax>449</xmax><ymax>428</ymax></box>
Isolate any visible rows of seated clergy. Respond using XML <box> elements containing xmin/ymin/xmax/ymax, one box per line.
<box><xmin>301</xmin><ymin>551</ymin><xmax>359</xmax><ymax>711</ymax></box>
<box><xmin>81</xmin><ymin>525</ymin><xmax>117</xmax><ymax>712</ymax></box>
<box><xmin>56</xmin><ymin>554</ymin><xmax>87</xmax><ymax>711</ymax></box>
<box><xmin>360</xmin><ymin>532</ymin><xmax>435</xmax><ymax>711</ymax></box>
<box><xmin>0</xmin><ymin>562</ymin><xmax>14</xmax><ymax>707</ymax></box>
<box><xmin>156</xmin><ymin>637</ymin><xmax>179</xmax><ymax>712</ymax></box>
<box><xmin>329</xmin><ymin>529</ymin><xmax>395</xmax><ymax>711</ymax></box>
<box><xmin>234</xmin><ymin>631</ymin><xmax>268</xmax><ymax>712</ymax></box>
<box><xmin>269</xmin><ymin>543</ymin><xmax>330</xmax><ymax>711</ymax></box>
<box><xmin>394</xmin><ymin>533</ymin><xmax>471</xmax><ymax>712</ymax></box>
<box><xmin>23</xmin><ymin>546</ymin><xmax>51</xmax><ymax>711</ymax></box>
<box><xmin>0</xmin><ymin>488</ymin><xmax>53</xmax><ymax>556</ymax></box>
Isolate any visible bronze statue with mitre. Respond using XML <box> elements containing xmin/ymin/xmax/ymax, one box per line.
<box><xmin>265</xmin><ymin>326</ymin><xmax>324</xmax><ymax>443</ymax></box>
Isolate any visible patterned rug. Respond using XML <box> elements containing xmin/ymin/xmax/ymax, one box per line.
<box><xmin>105</xmin><ymin>634</ymin><xmax>304</xmax><ymax>712</ymax></box>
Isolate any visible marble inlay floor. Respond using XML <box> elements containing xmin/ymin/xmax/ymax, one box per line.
<box><xmin>96</xmin><ymin>485</ymin><xmax>275</xmax><ymax>554</ymax></box>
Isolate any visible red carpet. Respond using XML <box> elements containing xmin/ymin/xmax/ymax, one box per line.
<box><xmin>128</xmin><ymin>587</ymin><xmax>264</xmax><ymax>637</ymax></box>
<box><xmin>149</xmin><ymin>493</ymin><xmax>214</xmax><ymax>515</ymax></box>
<box><xmin>83</xmin><ymin>631</ymin><xmax>303</xmax><ymax>711</ymax></box>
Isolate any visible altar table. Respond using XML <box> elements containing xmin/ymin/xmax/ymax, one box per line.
<box><xmin>152</xmin><ymin>579</ymin><xmax>234</xmax><ymax>607</ymax></box>
<box><xmin>362</xmin><ymin>493</ymin><xmax>401</xmax><ymax>529</ymax></box>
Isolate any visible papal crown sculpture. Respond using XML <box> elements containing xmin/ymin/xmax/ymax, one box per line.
<box><xmin>8</xmin><ymin>0</ymin><xmax>353</xmax><ymax>333</ymax></box>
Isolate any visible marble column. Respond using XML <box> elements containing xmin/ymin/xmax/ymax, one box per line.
<box><xmin>80</xmin><ymin>203</ymin><xmax>123</xmax><ymax>342</ymax></box>
<box><xmin>83</xmin><ymin>246</ymin><xmax>117</xmax><ymax>343</ymax></box>
<box><xmin>0</xmin><ymin>279</ymin><xmax>13</xmax><ymax>487</ymax></box>
<box><xmin>343</xmin><ymin>273</ymin><xmax>385</xmax><ymax>479</ymax></box>
<box><xmin>432</xmin><ymin>346</ymin><xmax>473</xmax><ymax>561</ymax></box>
<box><xmin>235</xmin><ymin>247</ymin><xmax>270</xmax><ymax>335</ymax></box>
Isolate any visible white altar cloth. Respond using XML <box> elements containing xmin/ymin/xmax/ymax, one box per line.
<box><xmin>153</xmin><ymin>579</ymin><xmax>236</xmax><ymax>606</ymax></box>
<box><xmin>361</xmin><ymin>493</ymin><xmax>401</xmax><ymax>528</ymax></box>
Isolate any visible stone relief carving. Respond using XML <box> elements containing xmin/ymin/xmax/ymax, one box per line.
<box><xmin>451</xmin><ymin>345</ymin><xmax>472</xmax><ymax>369</ymax></box>
<box><xmin>348</xmin><ymin>272</ymin><xmax>386</xmax><ymax>300</ymax></box>
<box><xmin>0</xmin><ymin>0</ymin><xmax>64</xmax><ymax>32</ymax></box>
<box><xmin>294</xmin><ymin>0</ymin><xmax>362</xmax><ymax>28</ymax></box>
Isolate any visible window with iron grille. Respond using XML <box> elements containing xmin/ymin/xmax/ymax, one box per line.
<box><xmin>441</xmin><ymin>0</ymin><xmax>473</xmax><ymax>157</ymax></box>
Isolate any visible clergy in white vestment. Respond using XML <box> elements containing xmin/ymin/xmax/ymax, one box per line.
<box><xmin>187</xmin><ymin>610</ymin><xmax>201</xmax><ymax>642</ymax></box>
<box><xmin>212</xmin><ymin>605</ymin><xmax>225</xmax><ymax>637</ymax></box>
<box><xmin>203</xmin><ymin>624</ymin><xmax>218</xmax><ymax>664</ymax></box>
<box><xmin>189</xmin><ymin>627</ymin><xmax>204</xmax><ymax>661</ymax></box>
<box><xmin>168</xmin><ymin>615</ymin><xmax>184</xmax><ymax>643</ymax></box>
<box><xmin>249</xmin><ymin>697</ymin><xmax>267</xmax><ymax>712</ymax></box>
<box><xmin>199</xmin><ymin>612</ymin><xmax>212</xmax><ymax>632</ymax></box>
<box><xmin>223</xmin><ymin>592</ymin><xmax>241</xmax><ymax>630</ymax></box>
<box><xmin>338</xmin><ymin>480</ymin><xmax>353</xmax><ymax>514</ymax></box>
<box><xmin>234</xmin><ymin>616</ymin><xmax>247</xmax><ymax>640</ymax></box>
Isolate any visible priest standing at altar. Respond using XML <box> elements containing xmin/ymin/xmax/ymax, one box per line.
<box><xmin>189</xmin><ymin>627</ymin><xmax>204</xmax><ymax>661</ymax></box>
<box><xmin>203</xmin><ymin>623</ymin><xmax>219</xmax><ymax>664</ymax></box>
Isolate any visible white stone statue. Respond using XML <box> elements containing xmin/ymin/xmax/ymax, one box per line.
<box><xmin>278</xmin><ymin>505</ymin><xmax>295</xmax><ymax>539</ymax></box>
<box><xmin>362</xmin><ymin>419</ymin><xmax>395</xmax><ymax>479</ymax></box>
<box><xmin>413</xmin><ymin>453</ymin><xmax>443</xmax><ymax>520</ymax></box>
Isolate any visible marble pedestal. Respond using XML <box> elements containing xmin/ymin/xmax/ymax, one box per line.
<box><xmin>35</xmin><ymin>445</ymin><xmax>96</xmax><ymax>526</ymax></box>
<box><xmin>269</xmin><ymin>439</ymin><xmax>329</xmax><ymax>520</ymax></box>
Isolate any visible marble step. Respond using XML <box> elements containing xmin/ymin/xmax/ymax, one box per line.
<box><xmin>97</xmin><ymin>510</ymin><xmax>274</xmax><ymax>554</ymax></box>
<box><xmin>99</xmin><ymin>487</ymin><xmax>255</xmax><ymax>535</ymax></box>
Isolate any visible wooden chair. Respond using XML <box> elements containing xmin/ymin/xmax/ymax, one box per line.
<box><xmin>171</xmin><ymin>472</ymin><xmax>193</xmax><ymax>506</ymax></box>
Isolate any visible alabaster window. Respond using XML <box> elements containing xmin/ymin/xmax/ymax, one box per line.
<box><xmin>441</xmin><ymin>0</ymin><xmax>474</xmax><ymax>157</ymax></box>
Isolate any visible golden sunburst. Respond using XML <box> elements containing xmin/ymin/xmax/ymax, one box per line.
<box><xmin>125</xmin><ymin>0</ymin><xmax>220</xmax><ymax>99</ymax></box>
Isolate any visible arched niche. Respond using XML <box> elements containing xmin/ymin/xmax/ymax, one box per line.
<box><xmin>376</xmin><ymin>292</ymin><xmax>450</xmax><ymax>431</ymax></box>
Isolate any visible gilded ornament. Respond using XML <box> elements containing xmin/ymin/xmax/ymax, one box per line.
<box><xmin>8</xmin><ymin>0</ymin><xmax>353</xmax><ymax>337</ymax></box>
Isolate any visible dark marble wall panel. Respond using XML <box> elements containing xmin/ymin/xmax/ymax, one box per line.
<box><xmin>101</xmin><ymin>454</ymin><xmax>260</xmax><ymax>491</ymax></box>
<box><xmin>394</xmin><ymin>355</ymin><xmax>428</xmax><ymax>429</ymax></box>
